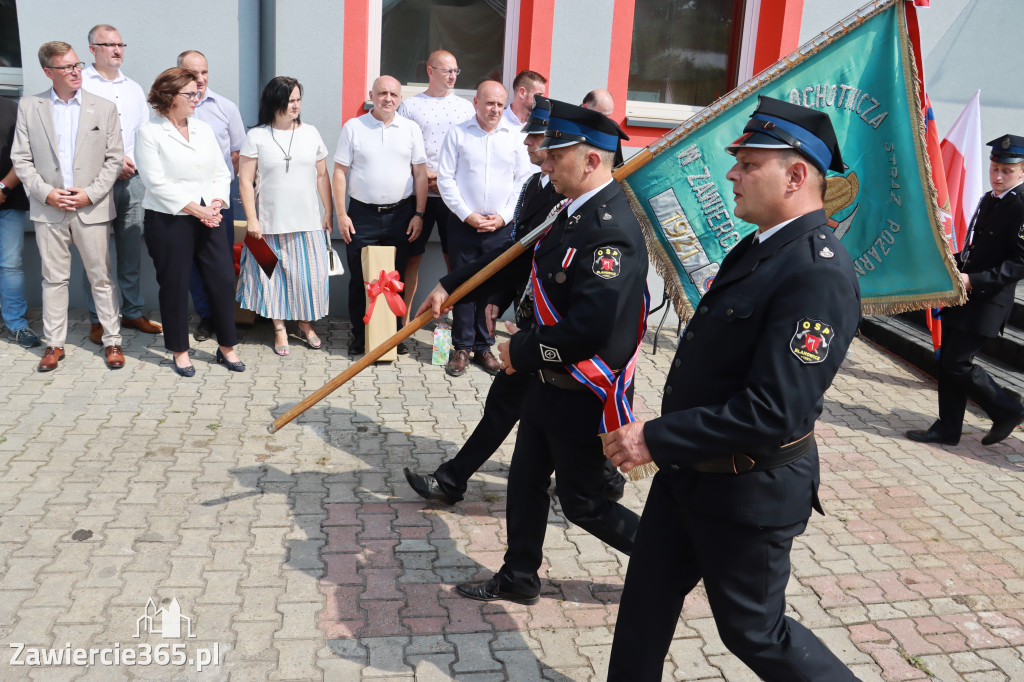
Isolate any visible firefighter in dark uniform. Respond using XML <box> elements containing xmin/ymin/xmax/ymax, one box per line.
<box><xmin>907</xmin><ymin>134</ymin><xmax>1024</xmax><ymax>447</ymax></box>
<box><xmin>603</xmin><ymin>97</ymin><xmax>862</xmax><ymax>681</ymax></box>
<box><xmin>419</xmin><ymin>101</ymin><xmax>648</xmax><ymax>603</ymax></box>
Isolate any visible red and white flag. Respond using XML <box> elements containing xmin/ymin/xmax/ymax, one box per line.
<box><xmin>940</xmin><ymin>91</ymin><xmax>984</xmax><ymax>254</ymax></box>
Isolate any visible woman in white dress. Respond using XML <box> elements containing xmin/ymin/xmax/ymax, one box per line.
<box><xmin>236</xmin><ymin>77</ymin><xmax>333</xmax><ymax>355</ymax></box>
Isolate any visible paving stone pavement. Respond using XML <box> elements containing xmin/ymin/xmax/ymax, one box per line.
<box><xmin>1</xmin><ymin>310</ymin><xmax>1024</xmax><ymax>681</ymax></box>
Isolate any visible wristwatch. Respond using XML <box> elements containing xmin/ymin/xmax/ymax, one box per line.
<box><xmin>414</xmin><ymin>211</ymin><xmax>425</xmax><ymax>218</ymax></box>
<box><xmin>0</xmin><ymin>181</ymin><xmax>8</xmax><ymax>196</ymax></box>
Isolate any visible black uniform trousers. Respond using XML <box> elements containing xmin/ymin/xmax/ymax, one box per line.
<box><xmin>345</xmin><ymin>198</ymin><xmax>413</xmax><ymax>339</ymax></box>
<box><xmin>433</xmin><ymin>369</ymin><xmax>626</xmax><ymax>501</ymax></box>
<box><xmin>143</xmin><ymin>210</ymin><xmax>238</xmax><ymax>352</ymax></box>
<box><xmin>936</xmin><ymin>322</ymin><xmax>1022</xmax><ymax>438</ymax></box>
<box><xmin>609</xmin><ymin>470</ymin><xmax>859</xmax><ymax>682</ymax></box>
<box><xmin>447</xmin><ymin>220</ymin><xmax>510</xmax><ymax>352</ymax></box>
<box><xmin>497</xmin><ymin>379</ymin><xmax>640</xmax><ymax>595</ymax></box>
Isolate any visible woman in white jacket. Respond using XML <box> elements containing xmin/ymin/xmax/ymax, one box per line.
<box><xmin>135</xmin><ymin>67</ymin><xmax>243</xmax><ymax>376</ymax></box>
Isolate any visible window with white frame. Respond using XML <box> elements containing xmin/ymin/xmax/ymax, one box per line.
<box><xmin>627</xmin><ymin>0</ymin><xmax>753</xmax><ymax>127</ymax></box>
<box><xmin>0</xmin><ymin>0</ymin><xmax>23</xmax><ymax>97</ymax></box>
<box><xmin>370</xmin><ymin>0</ymin><xmax>520</xmax><ymax>101</ymax></box>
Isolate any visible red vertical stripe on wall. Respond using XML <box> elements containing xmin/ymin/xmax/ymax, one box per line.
<box><xmin>607</xmin><ymin>0</ymin><xmax>805</xmax><ymax>148</ymax></box>
<box><xmin>341</xmin><ymin>1</ymin><xmax>372</xmax><ymax>124</ymax></box>
<box><xmin>517</xmin><ymin>0</ymin><xmax>555</xmax><ymax>83</ymax></box>
<box><xmin>752</xmin><ymin>0</ymin><xmax>804</xmax><ymax>75</ymax></box>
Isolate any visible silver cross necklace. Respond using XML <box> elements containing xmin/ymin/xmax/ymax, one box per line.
<box><xmin>269</xmin><ymin>121</ymin><xmax>296</xmax><ymax>172</ymax></box>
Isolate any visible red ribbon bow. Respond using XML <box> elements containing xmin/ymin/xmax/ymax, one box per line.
<box><xmin>363</xmin><ymin>270</ymin><xmax>407</xmax><ymax>324</ymax></box>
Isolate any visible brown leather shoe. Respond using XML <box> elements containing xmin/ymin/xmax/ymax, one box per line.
<box><xmin>89</xmin><ymin>323</ymin><xmax>103</xmax><ymax>345</ymax></box>
<box><xmin>38</xmin><ymin>346</ymin><xmax>65</xmax><ymax>372</ymax></box>
<box><xmin>473</xmin><ymin>349</ymin><xmax>501</xmax><ymax>375</ymax></box>
<box><xmin>122</xmin><ymin>315</ymin><xmax>162</xmax><ymax>334</ymax></box>
<box><xmin>445</xmin><ymin>349</ymin><xmax>470</xmax><ymax>377</ymax></box>
<box><xmin>104</xmin><ymin>345</ymin><xmax>125</xmax><ymax>369</ymax></box>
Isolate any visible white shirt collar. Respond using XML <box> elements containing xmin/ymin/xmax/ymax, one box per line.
<box><xmin>567</xmin><ymin>178</ymin><xmax>614</xmax><ymax>216</ymax></box>
<box><xmin>50</xmin><ymin>88</ymin><xmax>82</xmax><ymax>105</ymax></box>
<box><xmin>994</xmin><ymin>181</ymin><xmax>1024</xmax><ymax>200</ymax></box>
<box><xmin>85</xmin><ymin>65</ymin><xmax>127</xmax><ymax>83</ymax></box>
<box><xmin>754</xmin><ymin>216</ymin><xmax>799</xmax><ymax>243</ymax></box>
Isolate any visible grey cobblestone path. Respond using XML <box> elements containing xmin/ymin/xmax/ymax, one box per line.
<box><xmin>0</xmin><ymin>311</ymin><xmax>1022</xmax><ymax>680</ymax></box>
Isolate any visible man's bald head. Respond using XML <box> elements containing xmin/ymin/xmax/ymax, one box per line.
<box><xmin>369</xmin><ymin>75</ymin><xmax>402</xmax><ymax>122</ymax></box>
<box><xmin>473</xmin><ymin>80</ymin><xmax>507</xmax><ymax>132</ymax></box>
<box><xmin>425</xmin><ymin>50</ymin><xmax>460</xmax><ymax>95</ymax></box>
<box><xmin>372</xmin><ymin>75</ymin><xmax>401</xmax><ymax>94</ymax></box>
<box><xmin>582</xmin><ymin>89</ymin><xmax>614</xmax><ymax>117</ymax></box>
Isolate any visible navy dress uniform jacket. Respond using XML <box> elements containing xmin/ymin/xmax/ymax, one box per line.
<box><xmin>442</xmin><ymin>179</ymin><xmax>647</xmax><ymax>376</ymax></box>
<box><xmin>945</xmin><ymin>186</ymin><xmax>1024</xmax><ymax>336</ymax></box>
<box><xmin>643</xmin><ymin>209</ymin><xmax>861</xmax><ymax>528</ymax></box>
<box><xmin>508</xmin><ymin>180</ymin><xmax>648</xmax><ymax>374</ymax></box>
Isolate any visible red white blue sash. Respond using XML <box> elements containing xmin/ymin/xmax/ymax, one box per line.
<box><xmin>529</xmin><ymin>218</ymin><xmax>650</xmax><ymax>434</ymax></box>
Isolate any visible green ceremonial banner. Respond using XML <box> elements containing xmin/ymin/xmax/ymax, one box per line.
<box><xmin>617</xmin><ymin>0</ymin><xmax>964</xmax><ymax>321</ymax></box>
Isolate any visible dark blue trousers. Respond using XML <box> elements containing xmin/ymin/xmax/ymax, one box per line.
<box><xmin>448</xmin><ymin>220</ymin><xmax>511</xmax><ymax>352</ymax></box>
<box><xmin>608</xmin><ymin>472</ymin><xmax>859</xmax><ymax>682</ymax></box>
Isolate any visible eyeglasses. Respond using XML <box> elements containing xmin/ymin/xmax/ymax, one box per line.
<box><xmin>47</xmin><ymin>62</ymin><xmax>85</xmax><ymax>73</ymax></box>
<box><xmin>430</xmin><ymin>67</ymin><xmax>461</xmax><ymax>75</ymax></box>
<box><xmin>176</xmin><ymin>91</ymin><xmax>201</xmax><ymax>101</ymax></box>
<box><xmin>91</xmin><ymin>43</ymin><xmax>127</xmax><ymax>48</ymax></box>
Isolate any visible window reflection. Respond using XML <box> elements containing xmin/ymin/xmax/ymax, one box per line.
<box><xmin>382</xmin><ymin>0</ymin><xmax>506</xmax><ymax>88</ymax></box>
<box><xmin>628</xmin><ymin>0</ymin><xmax>744</xmax><ymax>106</ymax></box>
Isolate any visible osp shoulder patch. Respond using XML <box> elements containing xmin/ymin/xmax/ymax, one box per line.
<box><xmin>790</xmin><ymin>318</ymin><xmax>834</xmax><ymax>364</ymax></box>
<box><xmin>592</xmin><ymin>246</ymin><xmax>621</xmax><ymax>279</ymax></box>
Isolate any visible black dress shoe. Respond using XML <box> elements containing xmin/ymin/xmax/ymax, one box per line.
<box><xmin>906</xmin><ymin>428</ymin><xmax>959</xmax><ymax>446</ymax></box>
<box><xmin>348</xmin><ymin>337</ymin><xmax>365</xmax><ymax>356</ymax></box>
<box><xmin>193</xmin><ymin>317</ymin><xmax>213</xmax><ymax>342</ymax></box>
<box><xmin>403</xmin><ymin>468</ymin><xmax>456</xmax><ymax>505</ymax></box>
<box><xmin>456</xmin><ymin>576</ymin><xmax>539</xmax><ymax>605</ymax></box>
<box><xmin>396</xmin><ymin>341</ymin><xmax>409</xmax><ymax>355</ymax></box>
<box><xmin>982</xmin><ymin>407</ymin><xmax>1024</xmax><ymax>445</ymax></box>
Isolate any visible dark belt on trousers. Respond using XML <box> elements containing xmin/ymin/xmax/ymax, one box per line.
<box><xmin>691</xmin><ymin>432</ymin><xmax>814</xmax><ymax>474</ymax></box>
<box><xmin>350</xmin><ymin>196</ymin><xmax>412</xmax><ymax>214</ymax></box>
<box><xmin>537</xmin><ymin>367</ymin><xmax>587</xmax><ymax>391</ymax></box>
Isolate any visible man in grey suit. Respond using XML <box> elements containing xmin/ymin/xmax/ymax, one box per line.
<box><xmin>11</xmin><ymin>41</ymin><xmax>125</xmax><ymax>372</ymax></box>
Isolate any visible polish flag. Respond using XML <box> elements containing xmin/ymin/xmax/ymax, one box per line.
<box><xmin>940</xmin><ymin>91</ymin><xmax>984</xmax><ymax>254</ymax></box>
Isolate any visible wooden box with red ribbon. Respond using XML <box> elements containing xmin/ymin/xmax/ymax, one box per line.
<box><xmin>361</xmin><ymin>245</ymin><xmax>407</xmax><ymax>362</ymax></box>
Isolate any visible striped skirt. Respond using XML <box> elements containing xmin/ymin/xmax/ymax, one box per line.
<box><xmin>236</xmin><ymin>230</ymin><xmax>329</xmax><ymax>321</ymax></box>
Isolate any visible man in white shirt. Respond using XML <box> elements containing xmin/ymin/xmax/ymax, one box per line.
<box><xmin>177</xmin><ymin>50</ymin><xmax>246</xmax><ymax>341</ymax></box>
<box><xmin>81</xmin><ymin>24</ymin><xmax>162</xmax><ymax>344</ymax></box>
<box><xmin>437</xmin><ymin>80</ymin><xmax>530</xmax><ymax>377</ymax></box>
<box><xmin>503</xmin><ymin>70</ymin><xmax>547</xmax><ymax>132</ymax></box>
<box><xmin>396</xmin><ymin>49</ymin><xmax>474</xmax><ymax>324</ymax></box>
<box><xmin>333</xmin><ymin>75</ymin><xmax>427</xmax><ymax>356</ymax></box>
<box><xmin>11</xmin><ymin>41</ymin><xmax>124</xmax><ymax>372</ymax></box>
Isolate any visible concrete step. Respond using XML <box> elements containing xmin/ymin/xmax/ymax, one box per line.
<box><xmin>858</xmin><ymin>314</ymin><xmax>1024</xmax><ymax>397</ymax></box>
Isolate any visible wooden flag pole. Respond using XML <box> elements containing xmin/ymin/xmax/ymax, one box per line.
<box><xmin>267</xmin><ymin>210</ymin><xmax>562</xmax><ymax>434</ymax></box>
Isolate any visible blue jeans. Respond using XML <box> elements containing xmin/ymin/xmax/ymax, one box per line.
<box><xmin>0</xmin><ymin>207</ymin><xmax>29</xmax><ymax>331</ymax></box>
<box><xmin>85</xmin><ymin>173</ymin><xmax>145</xmax><ymax>321</ymax></box>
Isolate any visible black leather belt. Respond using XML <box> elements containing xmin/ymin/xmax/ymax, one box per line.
<box><xmin>537</xmin><ymin>368</ymin><xmax>587</xmax><ymax>391</ymax></box>
<box><xmin>692</xmin><ymin>432</ymin><xmax>814</xmax><ymax>474</ymax></box>
<box><xmin>350</xmin><ymin>196</ymin><xmax>411</xmax><ymax>213</ymax></box>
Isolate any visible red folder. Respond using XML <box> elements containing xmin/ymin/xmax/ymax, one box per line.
<box><xmin>244</xmin><ymin>234</ymin><xmax>279</xmax><ymax>278</ymax></box>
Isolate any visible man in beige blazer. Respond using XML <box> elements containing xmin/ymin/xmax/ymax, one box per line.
<box><xmin>11</xmin><ymin>41</ymin><xmax>125</xmax><ymax>371</ymax></box>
